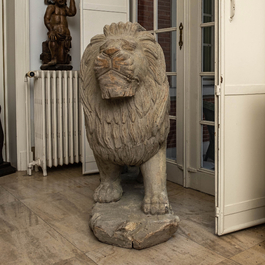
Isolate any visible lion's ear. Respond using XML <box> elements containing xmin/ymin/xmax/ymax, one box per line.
<box><xmin>104</xmin><ymin>22</ymin><xmax>146</xmax><ymax>37</ymax></box>
<box><xmin>90</xmin><ymin>34</ymin><xmax>105</xmax><ymax>45</ymax></box>
<box><xmin>134</xmin><ymin>23</ymin><xmax>146</xmax><ymax>32</ymax></box>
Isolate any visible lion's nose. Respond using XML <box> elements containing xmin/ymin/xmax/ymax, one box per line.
<box><xmin>103</xmin><ymin>47</ymin><xmax>120</xmax><ymax>57</ymax></box>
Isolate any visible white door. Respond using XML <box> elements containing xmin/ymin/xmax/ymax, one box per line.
<box><xmin>215</xmin><ymin>0</ymin><xmax>265</xmax><ymax>235</ymax></box>
<box><xmin>80</xmin><ymin>0</ymin><xmax>130</xmax><ymax>174</ymax></box>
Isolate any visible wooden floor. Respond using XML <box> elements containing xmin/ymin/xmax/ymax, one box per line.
<box><xmin>0</xmin><ymin>164</ymin><xmax>264</xmax><ymax>265</ymax></box>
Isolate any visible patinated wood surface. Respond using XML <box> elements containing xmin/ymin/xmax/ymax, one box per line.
<box><xmin>80</xmin><ymin>22</ymin><xmax>171</xmax><ymax>216</ymax></box>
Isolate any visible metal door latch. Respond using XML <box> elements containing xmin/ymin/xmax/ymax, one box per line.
<box><xmin>179</xmin><ymin>23</ymin><xmax>183</xmax><ymax>50</ymax></box>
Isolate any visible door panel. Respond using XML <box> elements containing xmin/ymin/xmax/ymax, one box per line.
<box><xmin>217</xmin><ymin>94</ymin><xmax>265</xmax><ymax>235</ymax></box>
<box><xmin>216</xmin><ymin>0</ymin><xmax>265</xmax><ymax>235</ymax></box>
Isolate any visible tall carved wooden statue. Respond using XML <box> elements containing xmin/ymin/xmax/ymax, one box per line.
<box><xmin>40</xmin><ymin>0</ymin><xmax>76</xmax><ymax>70</ymax></box>
<box><xmin>80</xmin><ymin>22</ymin><xmax>179</xmax><ymax>249</ymax></box>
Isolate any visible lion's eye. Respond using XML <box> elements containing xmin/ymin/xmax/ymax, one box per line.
<box><xmin>122</xmin><ymin>40</ymin><xmax>137</xmax><ymax>51</ymax></box>
<box><xmin>99</xmin><ymin>46</ymin><xmax>105</xmax><ymax>53</ymax></box>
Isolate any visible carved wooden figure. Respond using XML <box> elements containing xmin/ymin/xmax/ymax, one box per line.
<box><xmin>80</xmin><ymin>22</ymin><xmax>170</xmax><ymax>215</ymax></box>
<box><xmin>40</xmin><ymin>0</ymin><xmax>76</xmax><ymax>70</ymax></box>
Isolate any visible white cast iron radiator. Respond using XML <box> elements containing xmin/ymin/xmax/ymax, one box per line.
<box><xmin>25</xmin><ymin>70</ymin><xmax>82</xmax><ymax>176</ymax></box>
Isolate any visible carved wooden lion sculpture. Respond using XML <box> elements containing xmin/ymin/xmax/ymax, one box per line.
<box><xmin>80</xmin><ymin>22</ymin><xmax>170</xmax><ymax>215</ymax></box>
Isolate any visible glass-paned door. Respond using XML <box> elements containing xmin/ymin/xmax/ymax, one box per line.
<box><xmin>137</xmin><ymin>0</ymin><xmax>216</xmax><ymax>193</ymax></box>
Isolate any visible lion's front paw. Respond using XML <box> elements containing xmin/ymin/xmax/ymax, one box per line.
<box><xmin>142</xmin><ymin>194</ymin><xmax>170</xmax><ymax>215</ymax></box>
<box><xmin>93</xmin><ymin>181</ymin><xmax>123</xmax><ymax>203</ymax></box>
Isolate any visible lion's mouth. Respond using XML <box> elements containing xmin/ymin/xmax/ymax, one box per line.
<box><xmin>97</xmin><ymin>68</ymin><xmax>139</xmax><ymax>84</ymax></box>
<box><xmin>96</xmin><ymin>69</ymin><xmax>139</xmax><ymax>99</ymax></box>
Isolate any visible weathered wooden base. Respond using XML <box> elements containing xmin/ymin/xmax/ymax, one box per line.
<box><xmin>40</xmin><ymin>64</ymin><xmax>73</xmax><ymax>71</ymax></box>
<box><xmin>90</xmin><ymin>171</ymin><xmax>180</xmax><ymax>249</ymax></box>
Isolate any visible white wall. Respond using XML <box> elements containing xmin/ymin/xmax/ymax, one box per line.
<box><xmin>29</xmin><ymin>0</ymin><xmax>81</xmax><ymax>71</ymax></box>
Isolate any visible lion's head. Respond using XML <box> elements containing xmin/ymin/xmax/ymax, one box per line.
<box><xmin>80</xmin><ymin>22</ymin><xmax>169</xmax><ymax>166</ymax></box>
<box><xmin>92</xmin><ymin>22</ymin><xmax>165</xmax><ymax>99</ymax></box>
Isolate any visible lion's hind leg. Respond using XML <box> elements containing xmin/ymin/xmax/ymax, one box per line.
<box><xmin>140</xmin><ymin>142</ymin><xmax>170</xmax><ymax>215</ymax></box>
<box><xmin>94</xmin><ymin>156</ymin><xmax>123</xmax><ymax>203</ymax></box>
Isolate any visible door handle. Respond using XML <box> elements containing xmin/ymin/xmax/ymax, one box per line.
<box><xmin>179</xmin><ymin>23</ymin><xmax>183</xmax><ymax>50</ymax></box>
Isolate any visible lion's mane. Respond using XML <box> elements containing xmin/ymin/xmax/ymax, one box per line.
<box><xmin>80</xmin><ymin>22</ymin><xmax>170</xmax><ymax>166</ymax></box>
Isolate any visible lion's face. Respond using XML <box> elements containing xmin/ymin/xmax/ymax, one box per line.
<box><xmin>94</xmin><ymin>36</ymin><xmax>148</xmax><ymax>100</ymax></box>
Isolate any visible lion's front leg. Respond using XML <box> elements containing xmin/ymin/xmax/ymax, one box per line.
<box><xmin>140</xmin><ymin>142</ymin><xmax>170</xmax><ymax>215</ymax></box>
<box><xmin>94</xmin><ymin>155</ymin><xmax>123</xmax><ymax>203</ymax></box>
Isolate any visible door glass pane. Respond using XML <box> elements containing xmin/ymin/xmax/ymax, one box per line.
<box><xmin>202</xmin><ymin>26</ymin><xmax>214</xmax><ymax>72</ymax></box>
<box><xmin>201</xmin><ymin>0</ymin><xmax>215</xmax><ymax>171</ymax></box>
<box><xmin>168</xmin><ymin>75</ymin><xmax>177</xmax><ymax>116</ymax></box>
<box><xmin>138</xmin><ymin>0</ymin><xmax>154</xmax><ymax>30</ymax></box>
<box><xmin>167</xmin><ymin>119</ymin><xmax>176</xmax><ymax>161</ymax></box>
<box><xmin>201</xmin><ymin>125</ymin><xmax>215</xmax><ymax>170</ymax></box>
<box><xmin>202</xmin><ymin>0</ymin><xmax>214</xmax><ymax>23</ymax></box>
<box><xmin>202</xmin><ymin>76</ymin><xmax>214</xmax><ymax>121</ymax></box>
<box><xmin>158</xmin><ymin>0</ymin><xmax>177</xmax><ymax>29</ymax></box>
<box><xmin>158</xmin><ymin>31</ymin><xmax>177</xmax><ymax>72</ymax></box>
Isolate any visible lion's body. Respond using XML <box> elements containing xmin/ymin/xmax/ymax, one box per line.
<box><xmin>80</xmin><ymin>22</ymin><xmax>170</xmax><ymax>167</ymax></box>
<box><xmin>80</xmin><ymin>22</ymin><xmax>170</xmax><ymax>214</ymax></box>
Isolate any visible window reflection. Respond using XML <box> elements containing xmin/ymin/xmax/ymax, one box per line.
<box><xmin>202</xmin><ymin>26</ymin><xmax>214</xmax><ymax>72</ymax></box>
<box><xmin>138</xmin><ymin>0</ymin><xmax>154</xmax><ymax>30</ymax></box>
<box><xmin>158</xmin><ymin>31</ymin><xmax>176</xmax><ymax>73</ymax></box>
<box><xmin>202</xmin><ymin>0</ymin><xmax>215</xmax><ymax>23</ymax></box>
<box><xmin>202</xmin><ymin>125</ymin><xmax>215</xmax><ymax>170</ymax></box>
<box><xmin>202</xmin><ymin>76</ymin><xmax>214</xmax><ymax>121</ymax></box>
<box><xmin>167</xmin><ymin>119</ymin><xmax>176</xmax><ymax>161</ymax></box>
<box><xmin>158</xmin><ymin>0</ymin><xmax>177</xmax><ymax>29</ymax></box>
<box><xmin>168</xmin><ymin>76</ymin><xmax>177</xmax><ymax>116</ymax></box>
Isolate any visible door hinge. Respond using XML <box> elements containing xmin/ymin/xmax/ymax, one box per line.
<box><xmin>215</xmin><ymin>85</ymin><xmax>221</xmax><ymax>96</ymax></box>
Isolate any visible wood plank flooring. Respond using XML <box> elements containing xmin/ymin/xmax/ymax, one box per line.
<box><xmin>0</xmin><ymin>164</ymin><xmax>264</xmax><ymax>265</ymax></box>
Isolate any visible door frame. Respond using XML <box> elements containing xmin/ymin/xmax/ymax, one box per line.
<box><xmin>0</xmin><ymin>0</ymin><xmax>6</xmax><ymax>161</ymax></box>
